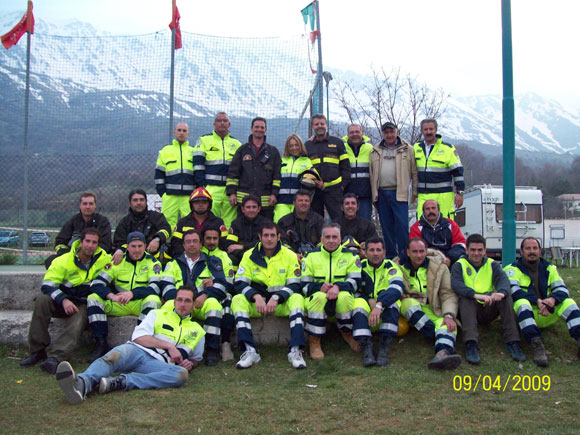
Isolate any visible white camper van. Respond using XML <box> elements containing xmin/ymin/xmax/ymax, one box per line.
<box><xmin>455</xmin><ymin>185</ymin><xmax>544</xmax><ymax>258</ymax></box>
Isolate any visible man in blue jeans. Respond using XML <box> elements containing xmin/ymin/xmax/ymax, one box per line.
<box><xmin>369</xmin><ymin>122</ymin><xmax>418</xmax><ymax>258</ymax></box>
<box><xmin>55</xmin><ymin>287</ymin><xmax>205</xmax><ymax>405</ymax></box>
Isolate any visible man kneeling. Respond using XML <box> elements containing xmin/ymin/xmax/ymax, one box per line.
<box><xmin>232</xmin><ymin>223</ymin><xmax>306</xmax><ymax>369</ymax></box>
<box><xmin>56</xmin><ymin>287</ymin><xmax>205</xmax><ymax>404</ymax></box>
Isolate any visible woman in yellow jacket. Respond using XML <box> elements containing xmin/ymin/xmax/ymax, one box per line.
<box><xmin>273</xmin><ymin>134</ymin><xmax>314</xmax><ymax>222</ymax></box>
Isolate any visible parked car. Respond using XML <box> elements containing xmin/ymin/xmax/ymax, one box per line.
<box><xmin>29</xmin><ymin>231</ymin><xmax>51</xmax><ymax>247</ymax></box>
<box><xmin>0</xmin><ymin>230</ymin><xmax>20</xmax><ymax>247</ymax></box>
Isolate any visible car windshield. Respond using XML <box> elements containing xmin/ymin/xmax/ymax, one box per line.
<box><xmin>31</xmin><ymin>232</ymin><xmax>44</xmax><ymax>236</ymax></box>
<box><xmin>0</xmin><ymin>231</ymin><xmax>10</xmax><ymax>237</ymax></box>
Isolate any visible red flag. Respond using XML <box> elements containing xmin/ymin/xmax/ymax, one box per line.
<box><xmin>1</xmin><ymin>1</ymin><xmax>35</xmax><ymax>50</ymax></box>
<box><xmin>168</xmin><ymin>3</ymin><xmax>182</xmax><ymax>50</ymax></box>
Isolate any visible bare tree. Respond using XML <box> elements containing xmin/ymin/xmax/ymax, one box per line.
<box><xmin>332</xmin><ymin>67</ymin><xmax>448</xmax><ymax>144</ymax></box>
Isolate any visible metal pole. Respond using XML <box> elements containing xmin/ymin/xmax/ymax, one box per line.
<box><xmin>314</xmin><ymin>0</ymin><xmax>323</xmax><ymax>115</ymax></box>
<box><xmin>169</xmin><ymin>27</ymin><xmax>176</xmax><ymax>143</ymax></box>
<box><xmin>501</xmin><ymin>0</ymin><xmax>516</xmax><ymax>266</ymax></box>
<box><xmin>22</xmin><ymin>30</ymin><xmax>31</xmax><ymax>264</ymax></box>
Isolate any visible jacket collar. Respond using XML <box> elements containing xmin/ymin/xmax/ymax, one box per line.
<box><xmin>250</xmin><ymin>241</ymin><xmax>282</xmax><ymax>267</ymax></box>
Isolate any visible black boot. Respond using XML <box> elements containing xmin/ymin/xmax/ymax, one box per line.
<box><xmin>20</xmin><ymin>349</ymin><xmax>47</xmax><ymax>367</ymax></box>
<box><xmin>87</xmin><ymin>337</ymin><xmax>109</xmax><ymax>363</ymax></box>
<box><xmin>205</xmin><ymin>348</ymin><xmax>219</xmax><ymax>366</ymax></box>
<box><xmin>376</xmin><ymin>335</ymin><xmax>393</xmax><ymax>366</ymax></box>
<box><xmin>361</xmin><ymin>339</ymin><xmax>376</xmax><ymax>367</ymax></box>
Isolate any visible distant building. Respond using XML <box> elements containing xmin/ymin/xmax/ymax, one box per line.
<box><xmin>558</xmin><ymin>194</ymin><xmax>580</xmax><ymax>216</ymax></box>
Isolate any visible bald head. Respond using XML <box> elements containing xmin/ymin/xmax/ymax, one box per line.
<box><xmin>174</xmin><ymin>122</ymin><xmax>190</xmax><ymax>144</ymax></box>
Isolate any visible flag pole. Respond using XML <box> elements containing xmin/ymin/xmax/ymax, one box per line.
<box><xmin>169</xmin><ymin>0</ymin><xmax>176</xmax><ymax>142</ymax></box>
<box><xmin>314</xmin><ymin>0</ymin><xmax>323</xmax><ymax>115</ymax></box>
<box><xmin>22</xmin><ymin>1</ymin><xmax>33</xmax><ymax>265</ymax></box>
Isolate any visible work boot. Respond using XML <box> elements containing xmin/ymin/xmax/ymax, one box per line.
<box><xmin>428</xmin><ymin>349</ymin><xmax>462</xmax><ymax>370</ymax></box>
<box><xmin>56</xmin><ymin>361</ymin><xmax>86</xmax><ymax>405</ymax></box>
<box><xmin>465</xmin><ymin>341</ymin><xmax>481</xmax><ymax>365</ymax></box>
<box><xmin>236</xmin><ymin>350</ymin><xmax>261</xmax><ymax>369</ymax></box>
<box><xmin>339</xmin><ymin>331</ymin><xmax>361</xmax><ymax>353</ymax></box>
<box><xmin>39</xmin><ymin>357</ymin><xmax>60</xmax><ymax>375</ymax></box>
<box><xmin>20</xmin><ymin>349</ymin><xmax>47</xmax><ymax>367</ymax></box>
<box><xmin>221</xmin><ymin>342</ymin><xmax>234</xmax><ymax>362</ymax></box>
<box><xmin>99</xmin><ymin>375</ymin><xmax>127</xmax><ymax>394</ymax></box>
<box><xmin>361</xmin><ymin>339</ymin><xmax>376</xmax><ymax>367</ymax></box>
<box><xmin>87</xmin><ymin>337</ymin><xmax>110</xmax><ymax>363</ymax></box>
<box><xmin>505</xmin><ymin>341</ymin><xmax>526</xmax><ymax>362</ymax></box>
<box><xmin>531</xmin><ymin>337</ymin><xmax>548</xmax><ymax>367</ymax></box>
<box><xmin>308</xmin><ymin>335</ymin><xmax>324</xmax><ymax>361</ymax></box>
<box><xmin>205</xmin><ymin>349</ymin><xmax>219</xmax><ymax>366</ymax></box>
<box><xmin>376</xmin><ymin>335</ymin><xmax>393</xmax><ymax>367</ymax></box>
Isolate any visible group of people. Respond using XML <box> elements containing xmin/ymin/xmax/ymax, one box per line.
<box><xmin>18</xmin><ymin>113</ymin><xmax>579</xmax><ymax>405</ymax></box>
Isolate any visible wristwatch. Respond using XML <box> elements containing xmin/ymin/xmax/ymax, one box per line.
<box><xmin>457</xmin><ymin>191</ymin><xmax>464</xmax><ymax>195</ymax></box>
<box><xmin>444</xmin><ymin>314</ymin><xmax>453</xmax><ymax>319</ymax></box>
<box><xmin>375</xmin><ymin>303</ymin><xmax>384</xmax><ymax>312</ymax></box>
<box><xmin>272</xmin><ymin>295</ymin><xmax>280</xmax><ymax>302</ymax></box>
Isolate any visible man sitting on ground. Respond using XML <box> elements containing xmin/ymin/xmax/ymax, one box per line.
<box><xmin>56</xmin><ymin>287</ymin><xmax>205</xmax><ymax>405</ymax></box>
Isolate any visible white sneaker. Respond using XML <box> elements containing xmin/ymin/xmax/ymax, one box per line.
<box><xmin>236</xmin><ymin>350</ymin><xmax>261</xmax><ymax>369</ymax></box>
<box><xmin>288</xmin><ymin>349</ymin><xmax>307</xmax><ymax>369</ymax></box>
<box><xmin>221</xmin><ymin>342</ymin><xmax>234</xmax><ymax>362</ymax></box>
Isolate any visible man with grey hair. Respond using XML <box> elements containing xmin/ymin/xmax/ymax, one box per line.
<box><xmin>413</xmin><ymin>118</ymin><xmax>464</xmax><ymax>220</ymax></box>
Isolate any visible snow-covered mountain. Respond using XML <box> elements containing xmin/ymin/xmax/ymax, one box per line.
<box><xmin>1</xmin><ymin>13</ymin><xmax>579</xmax><ymax>156</ymax></box>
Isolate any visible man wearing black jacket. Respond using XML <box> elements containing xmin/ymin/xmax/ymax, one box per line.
<box><xmin>169</xmin><ymin>187</ymin><xmax>228</xmax><ymax>258</ymax></box>
<box><xmin>226</xmin><ymin>117</ymin><xmax>281</xmax><ymax>221</ymax></box>
<box><xmin>46</xmin><ymin>192</ymin><xmax>111</xmax><ymax>268</ymax></box>
<box><xmin>335</xmin><ymin>194</ymin><xmax>377</xmax><ymax>251</ymax></box>
<box><xmin>225</xmin><ymin>195</ymin><xmax>270</xmax><ymax>265</ymax></box>
<box><xmin>305</xmin><ymin>114</ymin><xmax>351</xmax><ymax>220</ymax></box>
<box><xmin>278</xmin><ymin>190</ymin><xmax>324</xmax><ymax>255</ymax></box>
<box><xmin>111</xmin><ymin>189</ymin><xmax>171</xmax><ymax>265</ymax></box>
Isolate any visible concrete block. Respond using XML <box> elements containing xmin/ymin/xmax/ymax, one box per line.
<box><xmin>0</xmin><ymin>271</ymin><xmax>44</xmax><ymax>310</ymax></box>
<box><xmin>0</xmin><ymin>310</ymin><xmax>135</xmax><ymax>348</ymax></box>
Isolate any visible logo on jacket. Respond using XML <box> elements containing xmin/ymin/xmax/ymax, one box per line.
<box><xmin>294</xmin><ymin>269</ymin><xmax>301</xmax><ymax>277</ymax></box>
<box><xmin>243</xmin><ymin>154</ymin><xmax>253</xmax><ymax>161</ymax></box>
<box><xmin>466</xmin><ymin>268</ymin><xmax>472</xmax><ymax>276</ymax></box>
<box><xmin>388</xmin><ymin>269</ymin><xmax>397</xmax><ymax>275</ymax></box>
<box><xmin>153</xmin><ymin>264</ymin><xmax>162</xmax><ymax>274</ymax></box>
<box><xmin>354</xmin><ymin>258</ymin><xmax>362</xmax><ymax>268</ymax></box>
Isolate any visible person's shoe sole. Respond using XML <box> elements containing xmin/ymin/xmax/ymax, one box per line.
<box><xmin>56</xmin><ymin>362</ymin><xmax>83</xmax><ymax>405</ymax></box>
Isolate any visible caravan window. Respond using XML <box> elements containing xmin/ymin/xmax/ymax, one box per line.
<box><xmin>495</xmin><ymin>204</ymin><xmax>542</xmax><ymax>223</ymax></box>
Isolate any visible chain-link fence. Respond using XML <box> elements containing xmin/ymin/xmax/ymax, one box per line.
<box><xmin>0</xmin><ymin>27</ymin><xmax>318</xmax><ymax>262</ymax></box>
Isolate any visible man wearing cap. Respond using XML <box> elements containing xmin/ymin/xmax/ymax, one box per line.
<box><xmin>193</xmin><ymin>112</ymin><xmax>242</xmax><ymax>228</ymax></box>
<box><xmin>86</xmin><ymin>231</ymin><xmax>163</xmax><ymax>363</ymax></box>
<box><xmin>278</xmin><ymin>190</ymin><xmax>325</xmax><ymax>256</ymax></box>
<box><xmin>226</xmin><ymin>117</ymin><xmax>282</xmax><ymax>221</ymax></box>
<box><xmin>414</xmin><ymin>118</ymin><xmax>464</xmax><ymax>220</ymax></box>
<box><xmin>370</xmin><ymin>122</ymin><xmax>417</xmax><ymax>259</ymax></box>
<box><xmin>343</xmin><ymin>124</ymin><xmax>374</xmax><ymax>220</ymax></box>
<box><xmin>155</xmin><ymin>122</ymin><xmax>195</xmax><ymax>229</ymax></box>
<box><xmin>56</xmin><ymin>287</ymin><xmax>205</xmax><ymax>405</ymax></box>
<box><xmin>305</xmin><ymin>114</ymin><xmax>351</xmax><ymax>220</ymax></box>
<box><xmin>111</xmin><ymin>189</ymin><xmax>171</xmax><ymax>265</ymax></box>
<box><xmin>168</xmin><ymin>187</ymin><xmax>228</xmax><ymax>258</ymax></box>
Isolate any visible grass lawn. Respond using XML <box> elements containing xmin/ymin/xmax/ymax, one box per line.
<box><xmin>2</xmin><ymin>267</ymin><xmax>580</xmax><ymax>434</ymax></box>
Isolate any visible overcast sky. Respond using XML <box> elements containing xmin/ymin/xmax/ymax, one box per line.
<box><xmin>2</xmin><ymin>0</ymin><xmax>579</xmax><ymax>111</ymax></box>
